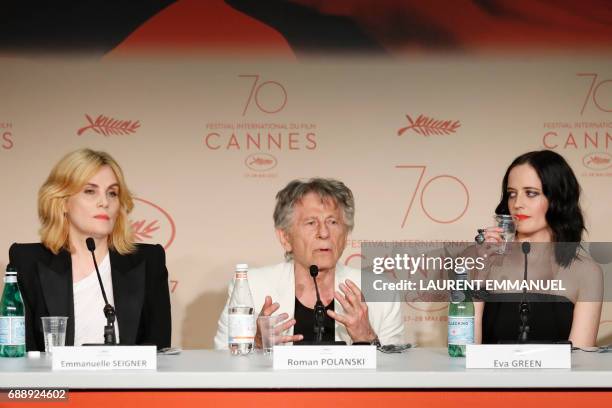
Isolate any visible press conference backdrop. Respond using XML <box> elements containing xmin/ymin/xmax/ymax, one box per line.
<box><xmin>0</xmin><ymin>1</ymin><xmax>611</xmax><ymax>348</ymax></box>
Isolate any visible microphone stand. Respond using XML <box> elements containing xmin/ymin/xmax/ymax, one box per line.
<box><xmin>309</xmin><ymin>265</ymin><xmax>326</xmax><ymax>344</ymax></box>
<box><xmin>518</xmin><ymin>242</ymin><xmax>531</xmax><ymax>344</ymax></box>
<box><xmin>86</xmin><ymin>238</ymin><xmax>117</xmax><ymax>345</ymax></box>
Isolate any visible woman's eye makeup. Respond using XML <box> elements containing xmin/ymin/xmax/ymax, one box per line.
<box><xmin>507</xmin><ymin>189</ymin><xmax>540</xmax><ymax>198</ymax></box>
<box><xmin>82</xmin><ymin>186</ymin><xmax>119</xmax><ymax>198</ymax></box>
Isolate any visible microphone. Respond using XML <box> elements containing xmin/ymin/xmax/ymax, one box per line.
<box><xmin>521</xmin><ymin>241</ymin><xmax>531</xmax><ymax>256</ymax></box>
<box><xmin>86</xmin><ymin>238</ymin><xmax>117</xmax><ymax>345</ymax></box>
<box><xmin>309</xmin><ymin>265</ymin><xmax>326</xmax><ymax>344</ymax></box>
<box><xmin>518</xmin><ymin>241</ymin><xmax>531</xmax><ymax>343</ymax></box>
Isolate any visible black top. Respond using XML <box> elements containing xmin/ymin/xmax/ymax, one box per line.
<box><xmin>482</xmin><ymin>293</ymin><xmax>574</xmax><ymax>344</ymax></box>
<box><xmin>8</xmin><ymin>243</ymin><xmax>172</xmax><ymax>351</ymax></box>
<box><xmin>293</xmin><ymin>297</ymin><xmax>335</xmax><ymax>343</ymax></box>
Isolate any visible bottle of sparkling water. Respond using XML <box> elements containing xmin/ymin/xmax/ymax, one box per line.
<box><xmin>448</xmin><ymin>271</ymin><xmax>474</xmax><ymax>357</ymax></box>
<box><xmin>228</xmin><ymin>264</ymin><xmax>255</xmax><ymax>356</ymax></box>
<box><xmin>0</xmin><ymin>265</ymin><xmax>26</xmax><ymax>357</ymax></box>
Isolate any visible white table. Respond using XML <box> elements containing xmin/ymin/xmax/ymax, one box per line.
<box><xmin>1</xmin><ymin>348</ymin><xmax>612</xmax><ymax>389</ymax></box>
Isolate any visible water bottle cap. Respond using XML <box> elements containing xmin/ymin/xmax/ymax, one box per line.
<box><xmin>6</xmin><ymin>264</ymin><xmax>17</xmax><ymax>273</ymax></box>
<box><xmin>235</xmin><ymin>263</ymin><xmax>249</xmax><ymax>271</ymax></box>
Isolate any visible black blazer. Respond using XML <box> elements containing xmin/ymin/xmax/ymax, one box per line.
<box><xmin>8</xmin><ymin>243</ymin><xmax>171</xmax><ymax>351</ymax></box>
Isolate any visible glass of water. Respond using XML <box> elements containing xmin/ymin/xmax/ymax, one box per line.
<box><xmin>257</xmin><ymin>315</ymin><xmax>279</xmax><ymax>355</ymax></box>
<box><xmin>494</xmin><ymin>214</ymin><xmax>516</xmax><ymax>254</ymax></box>
<box><xmin>41</xmin><ymin>316</ymin><xmax>68</xmax><ymax>354</ymax></box>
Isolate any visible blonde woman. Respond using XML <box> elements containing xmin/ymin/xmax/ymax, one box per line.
<box><xmin>9</xmin><ymin>149</ymin><xmax>171</xmax><ymax>351</ymax></box>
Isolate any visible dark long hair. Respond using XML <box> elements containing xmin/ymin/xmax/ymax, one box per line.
<box><xmin>494</xmin><ymin>150</ymin><xmax>585</xmax><ymax>267</ymax></box>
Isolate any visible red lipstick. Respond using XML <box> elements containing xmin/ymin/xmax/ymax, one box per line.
<box><xmin>94</xmin><ymin>214</ymin><xmax>110</xmax><ymax>221</ymax></box>
<box><xmin>515</xmin><ymin>214</ymin><xmax>530</xmax><ymax>221</ymax></box>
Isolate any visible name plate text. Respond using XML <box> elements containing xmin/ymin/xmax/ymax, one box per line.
<box><xmin>466</xmin><ymin>344</ymin><xmax>571</xmax><ymax>369</ymax></box>
<box><xmin>273</xmin><ymin>345</ymin><xmax>376</xmax><ymax>370</ymax></box>
<box><xmin>51</xmin><ymin>346</ymin><xmax>157</xmax><ymax>371</ymax></box>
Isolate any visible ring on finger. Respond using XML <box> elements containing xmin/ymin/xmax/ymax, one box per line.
<box><xmin>475</xmin><ymin>228</ymin><xmax>486</xmax><ymax>244</ymax></box>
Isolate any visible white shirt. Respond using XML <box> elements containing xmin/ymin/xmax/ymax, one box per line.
<box><xmin>214</xmin><ymin>262</ymin><xmax>405</xmax><ymax>349</ymax></box>
<box><xmin>73</xmin><ymin>253</ymin><xmax>120</xmax><ymax>346</ymax></box>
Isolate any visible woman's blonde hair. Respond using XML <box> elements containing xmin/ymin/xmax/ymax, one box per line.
<box><xmin>38</xmin><ymin>148</ymin><xmax>135</xmax><ymax>255</ymax></box>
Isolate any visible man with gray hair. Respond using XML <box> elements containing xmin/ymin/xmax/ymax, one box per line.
<box><xmin>214</xmin><ymin>178</ymin><xmax>404</xmax><ymax>348</ymax></box>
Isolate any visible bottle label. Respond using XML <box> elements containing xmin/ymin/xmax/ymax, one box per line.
<box><xmin>0</xmin><ymin>316</ymin><xmax>26</xmax><ymax>346</ymax></box>
<box><xmin>448</xmin><ymin>316</ymin><xmax>474</xmax><ymax>345</ymax></box>
<box><xmin>228</xmin><ymin>314</ymin><xmax>256</xmax><ymax>344</ymax></box>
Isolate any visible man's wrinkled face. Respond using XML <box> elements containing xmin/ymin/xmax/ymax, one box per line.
<box><xmin>277</xmin><ymin>192</ymin><xmax>348</xmax><ymax>272</ymax></box>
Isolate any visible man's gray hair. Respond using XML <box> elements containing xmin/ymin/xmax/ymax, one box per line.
<box><xmin>273</xmin><ymin>178</ymin><xmax>355</xmax><ymax>233</ymax></box>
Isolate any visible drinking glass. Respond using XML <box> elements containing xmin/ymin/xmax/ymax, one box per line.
<box><xmin>41</xmin><ymin>316</ymin><xmax>67</xmax><ymax>354</ymax></box>
<box><xmin>494</xmin><ymin>214</ymin><xmax>516</xmax><ymax>254</ymax></box>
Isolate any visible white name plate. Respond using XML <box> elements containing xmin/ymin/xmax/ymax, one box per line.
<box><xmin>51</xmin><ymin>346</ymin><xmax>157</xmax><ymax>371</ymax></box>
<box><xmin>273</xmin><ymin>345</ymin><xmax>376</xmax><ymax>370</ymax></box>
<box><xmin>466</xmin><ymin>344</ymin><xmax>571</xmax><ymax>369</ymax></box>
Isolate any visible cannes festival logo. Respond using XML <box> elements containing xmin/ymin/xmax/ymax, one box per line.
<box><xmin>583</xmin><ymin>152</ymin><xmax>612</xmax><ymax>170</ymax></box>
<box><xmin>130</xmin><ymin>198</ymin><xmax>176</xmax><ymax>250</ymax></box>
<box><xmin>397</xmin><ymin>114</ymin><xmax>461</xmax><ymax>137</ymax></box>
<box><xmin>77</xmin><ymin>114</ymin><xmax>140</xmax><ymax>136</ymax></box>
<box><xmin>244</xmin><ymin>153</ymin><xmax>278</xmax><ymax>171</ymax></box>
<box><xmin>130</xmin><ymin>198</ymin><xmax>178</xmax><ymax>292</ymax></box>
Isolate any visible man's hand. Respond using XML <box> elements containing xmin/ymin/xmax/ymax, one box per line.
<box><xmin>255</xmin><ymin>295</ymin><xmax>303</xmax><ymax>348</ymax></box>
<box><xmin>326</xmin><ymin>279</ymin><xmax>376</xmax><ymax>343</ymax></box>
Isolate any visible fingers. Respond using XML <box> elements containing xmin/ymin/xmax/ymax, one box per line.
<box><xmin>338</xmin><ymin>280</ymin><xmax>368</xmax><ymax>315</ymax></box>
<box><xmin>259</xmin><ymin>295</ymin><xmax>280</xmax><ymax>316</ymax></box>
<box><xmin>483</xmin><ymin>227</ymin><xmax>503</xmax><ymax>243</ymax></box>
<box><xmin>339</xmin><ymin>280</ymin><xmax>361</xmax><ymax>309</ymax></box>
<box><xmin>258</xmin><ymin>311</ymin><xmax>303</xmax><ymax>346</ymax></box>
<box><xmin>271</xmin><ymin>314</ymin><xmax>302</xmax><ymax>344</ymax></box>
<box><xmin>256</xmin><ymin>300</ymin><xmax>305</xmax><ymax>346</ymax></box>
<box><xmin>276</xmin><ymin>334</ymin><xmax>304</xmax><ymax>344</ymax></box>
<box><xmin>274</xmin><ymin>314</ymin><xmax>295</xmax><ymax>335</ymax></box>
<box><xmin>339</xmin><ymin>283</ymin><xmax>358</xmax><ymax>307</ymax></box>
<box><xmin>256</xmin><ymin>296</ymin><xmax>279</xmax><ymax>349</ymax></box>
<box><xmin>329</xmin><ymin>309</ymin><xmax>374</xmax><ymax>343</ymax></box>
<box><xmin>326</xmin><ymin>309</ymin><xmax>348</xmax><ymax>325</ymax></box>
<box><xmin>332</xmin><ymin>280</ymin><xmax>370</xmax><ymax>333</ymax></box>
<box><xmin>259</xmin><ymin>295</ymin><xmax>272</xmax><ymax>315</ymax></box>
<box><xmin>344</xmin><ymin>279</ymin><xmax>365</xmax><ymax>302</ymax></box>
<box><xmin>334</xmin><ymin>290</ymin><xmax>353</xmax><ymax>314</ymax></box>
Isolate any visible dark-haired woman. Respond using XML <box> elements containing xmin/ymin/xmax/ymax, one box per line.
<box><xmin>475</xmin><ymin>150</ymin><xmax>602</xmax><ymax>347</ymax></box>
